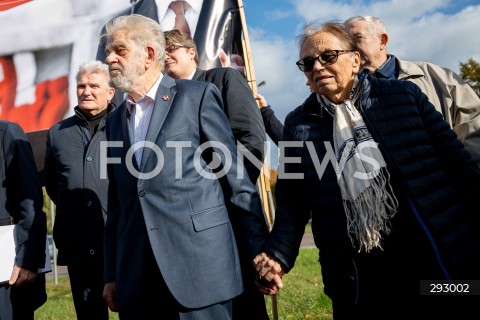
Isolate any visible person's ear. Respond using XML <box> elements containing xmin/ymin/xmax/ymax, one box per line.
<box><xmin>352</xmin><ymin>51</ymin><xmax>361</xmax><ymax>72</ymax></box>
<box><xmin>107</xmin><ymin>87</ymin><xmax>115</xmax><ymax>100</ymax></box>
<box><xmin>188</xmin><ymin>47</ymin><xmax>196</xmax><ymax>60</ymax></box>
<box><xmin>380</xmin><ymin>33</ymin><xmax>388</xmax><ymax>50</ymax></box>
<box><xmin>145</xmin><ymin>45</ymin><xmax>155</xmax><ymax>67</ymax></box>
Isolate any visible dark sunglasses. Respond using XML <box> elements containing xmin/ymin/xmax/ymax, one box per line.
<box><xmin>166</xmin><ymin>44</ymin><xmax>190</xmax><ymax>54</ymax></box>
<box><xmin>296</xmin><ymin>50</ymin><xmax>356</xmax><ymax>72</ymax></box>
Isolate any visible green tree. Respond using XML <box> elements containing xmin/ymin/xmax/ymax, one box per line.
<box><xmin>459</xmin><ymin>58</ymin><xmax>480</xmax><ymax>97</ymax></box>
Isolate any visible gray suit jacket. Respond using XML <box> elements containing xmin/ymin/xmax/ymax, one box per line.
<box><xmin>104</xmin><ymin>75</ymin><xmax>268</xmax><ymax>309</ymax></box>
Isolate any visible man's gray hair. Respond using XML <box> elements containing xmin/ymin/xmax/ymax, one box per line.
<box><xmin>76</xmin><ymin>60</ymin><xmax>111</xmax><ymax>86</ymax></box>
<box><xmin>344</xmin><ymin>16</ymin><xmax>387</xmax><ymax>37</ymax></box>
<box><xmin>103</xmin><ymin>14</ymin><xmax>166</xmax><ymax>68</ymax></box>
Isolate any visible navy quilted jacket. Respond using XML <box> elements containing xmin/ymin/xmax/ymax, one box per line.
<box><xmin>263</xmin><ymin>75</ymin><xmax>480</xmax><ymax>305</ymax></box>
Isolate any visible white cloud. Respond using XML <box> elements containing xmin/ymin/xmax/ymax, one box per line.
<box><xmin>388</xmin><ymin>5</ymin><xmax>480</xmax><ymax>72</ymax></box>
<box><xmin>248</xmin><ymin>28</ymin><xmax>311</xmax><ymax>168</ymax></box>
<box><xmin>249</xmin><ymin>28</ymin><xmax>311</xmax><ymax>124</ymax></box>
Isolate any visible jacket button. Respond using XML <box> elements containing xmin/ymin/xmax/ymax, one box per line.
<box><xmin>86</xmin><ymin>156</ymin><xmax>93</xmax><ymax>162</ymax></box>
<box><xmin>86</xmin><ymin>201</ymin><xmax>93</xmax><ymax>207</ymax></box>
<box><xmin>89</xmin><ymin>249</ymin><xmax>95</xmax><ymax>255</ymax></box>
<box><xmin>138</xmin><ymin>190</ymin><xmax>145</xmax><ymax>197</ymax></box>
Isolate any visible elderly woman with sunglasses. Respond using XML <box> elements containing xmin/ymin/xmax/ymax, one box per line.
<box><xmin>253</xmin><ymin>21</ymin><xmax>480</xmax><ymax>319</ymax></box>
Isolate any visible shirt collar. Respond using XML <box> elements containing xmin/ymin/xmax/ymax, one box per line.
<box><xmin>375</xmin><ymin>54</ymin><xmax>398</xmax><ymax>79</ymax></box>
<box><xmin>127</xmin><ymin>74</ymin><xmax>163</xmax><ymax>112</ymax></box>
<box><xmin>146</xmin><ymin>73</ymin><xmax>163</xmax><ymax>101</ymax></box>
<box><xmin>187</xmin><ymin>69</ymin><xmax>196</xmax><ymax>80</ymax></box>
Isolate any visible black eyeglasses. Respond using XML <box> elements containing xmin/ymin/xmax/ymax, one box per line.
<box><xmin>166</xmin><ymin>44</ymin><xmax>190</xmax><ymax>54</ymax></box>
<box><xmin>296</xmin><ymin>50</ymin><xmax>356</xmax><ymax>72</ymax></box>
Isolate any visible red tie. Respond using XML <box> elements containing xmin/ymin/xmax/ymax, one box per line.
<box><xmin>168</xmin><ymin>1</ymin><xmax>191</xmax><ymax>36</ymax></box>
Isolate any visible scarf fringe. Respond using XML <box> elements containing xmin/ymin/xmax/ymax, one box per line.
<box><xmin>343</xmin><ymin>168</ymin><xmax>398</xmax><ymax>252</ymax></box>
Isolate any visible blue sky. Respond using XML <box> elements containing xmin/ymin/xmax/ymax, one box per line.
<box><xmin>241</xmin><ymin>0</ymin><xmax>480</xmax><ymax>167</ymax></box>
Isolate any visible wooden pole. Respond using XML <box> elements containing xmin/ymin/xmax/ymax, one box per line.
<box><xmin>236</xmin><ymin>1</ymin><xmax>278</xmax><ymax>319</ymax></box>
<box><xmin>236</xmin><ymin>0</ymin><xmax>274</xmax><ymax>226</ymax></box>
<box><xmin>50</xmin><ymin>199</ymin><xmax>58</xmax><ymax>285</ymax></box>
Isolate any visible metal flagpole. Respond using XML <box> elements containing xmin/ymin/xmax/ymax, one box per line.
<box><xmin>236</xmin><ymin>1</ymin><xmax>278</xmax><ymax>319</ymax></box>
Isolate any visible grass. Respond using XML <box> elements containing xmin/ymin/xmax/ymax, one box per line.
<box><xmin>34</xmin><ymin>276</ymin><xmax>120</xmax><ymax>320</ymax></box>
<box><xmin>265</xmin><ymin>248</ymin><xmax>332</xmax><ymax>320</ymax></box>
<box><xmin>35</xmin><ymin>248</ymin><xmax>331</xmax><ymax>320</ymax></box>
<box><xmin>35</xmin><ymin>277</ymin><xmax>76</xmax><ymax>320</ymax></box>
<box><xmin>40</xmin><ymin>198</ymin><xmax>323</xmax><ymax>319</ymax></box>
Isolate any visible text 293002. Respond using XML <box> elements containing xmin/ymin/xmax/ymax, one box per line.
<box><xmin>420</xmin><ymin>280</ymin><xmax>480</xmax><ymax>295</ymax></box>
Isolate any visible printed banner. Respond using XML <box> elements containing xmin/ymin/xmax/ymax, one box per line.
<box><xmin>0</xmin><ymin>0</ymin><xmax>243</xmax><ymax>175</ymax></box>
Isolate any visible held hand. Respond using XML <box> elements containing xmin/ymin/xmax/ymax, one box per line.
<box><xmin>217</xmin><ymin>48</ymin><xmax>246</xmax><ymax>77</ymax></box>
<box><xmin>255</xmin><ymin>275</ymin><xmax>282</xmax><ymax>296</ymax></box>
<box><xmin>103</xmin><ymin>282</ymin><xmax>119</xmax><ymax>312</ymax></box>
<box><xmin>9</xmin><ymin>265</ymin><xmax>37</xmax><ymax>286</ymax></box>
<box><xmin>253</xmin><ymin>252</ymin><xmax>285</xmax><ymax>291</ymax></box>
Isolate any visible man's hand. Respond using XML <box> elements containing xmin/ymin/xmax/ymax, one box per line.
<box><xmin>103</xmin><ymin>282</ymin><xmax>119</xmax><ymax>312</ymax></box>
<box><xmin>9</xmin><ymin>265</ymin><xmax>37</xmax><ymax>286</ymax></box>
<box><xmin>255</xmin><ymin>275</ymin><xmax>282</xmax><ymax>295</ymax></box>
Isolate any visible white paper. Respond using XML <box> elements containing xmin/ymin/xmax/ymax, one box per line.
<box><xmin>0</xmin><ymin>225</ymin><xmax>52</xmax><ymax>284</ymax></box>
<box><xmin>0</xmin><ymin>225</ymin><xmax>16</xmax><ymax>284</ymax></box>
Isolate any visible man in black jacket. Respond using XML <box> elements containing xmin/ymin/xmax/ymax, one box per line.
<box><xmin>163</xmin><ymin>29</ymin><xmax>266</xmax><ymax>185</ymax></box>
<box><xmin>164</xmin><ymin>29</ymin><xmax>269</xmax><ymax>320</ymax></box>
<box><xmin>44</xmin><ymin>60</ymin><xmax>115</xmax><ymax>320</ymax></box>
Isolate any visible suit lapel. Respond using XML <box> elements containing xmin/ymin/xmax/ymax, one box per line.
<box><xmin>140</xmin><ymin>75</ymin><xmax>176</xmax><ymax>169</ymax></box>
<box><xmin>193</xmin><ymin>69</ymin><xmax>206</xmax><ymax>81</ymax></box>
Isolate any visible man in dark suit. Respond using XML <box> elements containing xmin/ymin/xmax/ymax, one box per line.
<box><xmin>164</xmin><ymin>29</ymin><xmax>266</xmax><ymax>185</ymax></box>
<box><xmin>164</xmin><ymin>29</ymin><xmax>269</xmax><ymax>320</ymax></box>
<box><xmin>101</xmin><ymin>14</ymin><xmax>268</xmax><ymax>319</ymax></box>
<box><xmin>0</xmin><ymin>121</ymin><xmax>47</xmax><ymax>320</ymax></box>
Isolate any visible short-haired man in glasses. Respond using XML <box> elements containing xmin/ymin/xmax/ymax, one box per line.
<box><xmin>345</xmin><ymin>15</ymin><xmax>480</xmax><ymax>167</ymax></box>
<box><xmin>163</xmin><ymin>29</ymin><xmax>266</xmax><ymax>185</ymax></box>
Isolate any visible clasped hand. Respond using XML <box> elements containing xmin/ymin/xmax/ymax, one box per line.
<box><xmin>253</xmin><ymin>252</ymin><xmax>285</xmax><ymax>295</ymax></box>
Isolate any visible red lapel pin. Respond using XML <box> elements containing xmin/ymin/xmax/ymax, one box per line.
<box><xmin>162</xmin><ymin>95</ymin><xmax>169</xmax><ymax>101</ymax></box>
